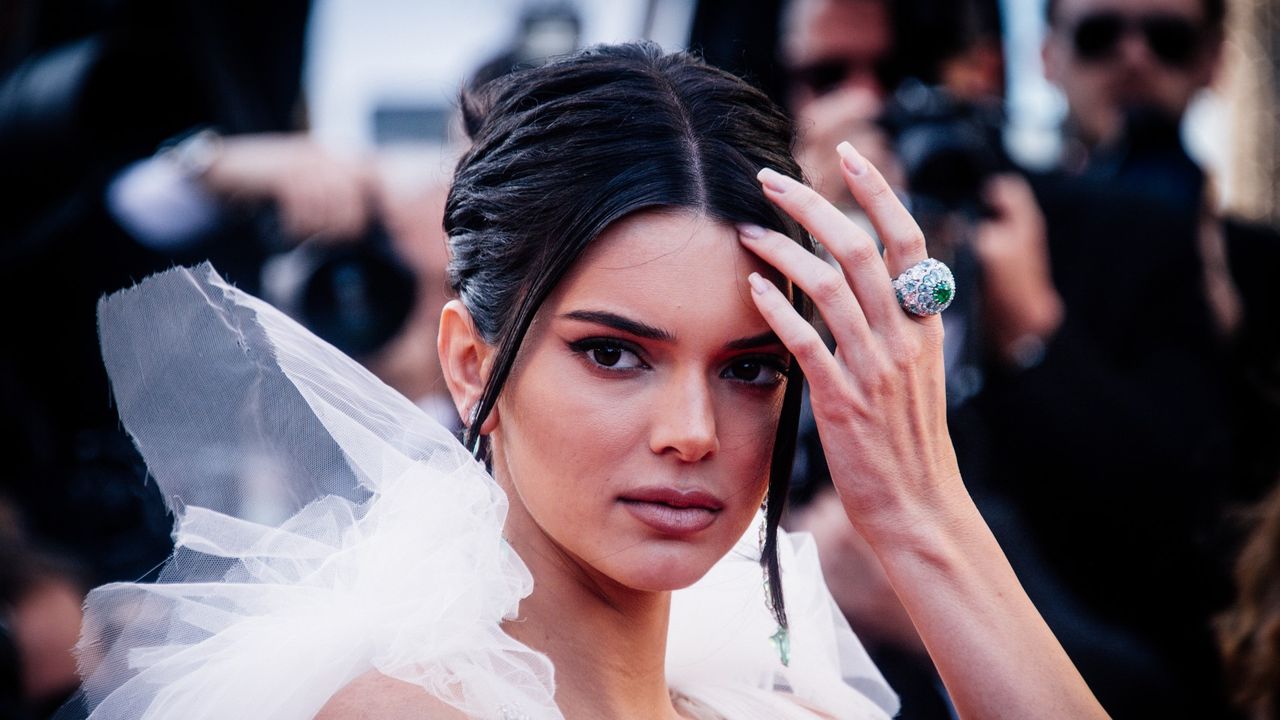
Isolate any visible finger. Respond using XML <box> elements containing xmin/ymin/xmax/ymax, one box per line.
<box><xmin>744</xmin><ymin>272</ymin><xmax>846</xmax><ymax>394</ymax></box>
<box><xmin>278</xmin><ymin>188</ymin><xmax>313</xmax><ymax>241</ymax></box>
<box><xmin>331</xmin><ymin>160</ymin><xmax>376</xmax><ymax>238</ymax></box>
<box><xmin>313</xmin><ymin>169</ymin><xmax>356</xmax><ymax>239</ymax></box>
<box><xmin>326</xmin><ymin>177</ymin><xmax>366</xmax><ymax>240</ymax></box>
<box><xmin>738</xmin><ymin>224</ymin><xmax>876</xmax><ymax>353</ymax></box>
<box><xmin>755</xmin><ymin>167</ymin><xmax>901</xmax><ymax>328</ymax></box>
<box><xmin>836</xmin><ymin>141</ymin><xmax>928</xmax><ymax>277</ymax></box>
<box><xmin>291</xmin><ymin>174</ymin><xmax>327</xmax><ymax>237</ymax></box>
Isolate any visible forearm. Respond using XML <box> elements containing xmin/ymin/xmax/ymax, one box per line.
<box><xmin>863</xmin><ymin>493</ymin><xmax>1109</xmax><ymax>720</ymax></box>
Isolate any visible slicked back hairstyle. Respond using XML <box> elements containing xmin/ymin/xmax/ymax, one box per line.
<box><xmin>445</xmin><ymin>42</ymin><xmax>811</xmax><ymax>628</ymax></box>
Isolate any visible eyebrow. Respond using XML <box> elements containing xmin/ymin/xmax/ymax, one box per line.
<box><xmin>724</xmin><ymin>330</ymin><xmax>783</xmax><ymax>350</ymax></box>
<box><xmin>561</xmin><ymin>310</ymin><xmax>674</xmax><ymax>341</ymax></box>
<box><xmin>559</xmin><ymin>310</ymin><xmax>782</xmax><ymax>350</ymax></box>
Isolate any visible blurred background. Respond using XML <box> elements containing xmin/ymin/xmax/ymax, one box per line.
<box><xmin>1</xmin><ymin>0</ymin><xmax>1277</xmax><ymax>718</ymax></box>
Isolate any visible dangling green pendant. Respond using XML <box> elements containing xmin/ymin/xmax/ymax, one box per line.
<box><xmin>770</xmin><ymin>626</ymin><xmax>791</xmax><ymax>667</ymax></box>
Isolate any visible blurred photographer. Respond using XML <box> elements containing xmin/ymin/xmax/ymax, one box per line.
<box><xmin>0</xmin><ymin>0</ymin><xmax>423</xmax><ymax>592</ymax></box>
<box><xmin>115</xmin><ymin>130</ymin><xmax>417</xmax><ymax>360</ymax></box>
<box><xmin>1043</xmin><ymin>0</ymin><xmax>1279</xmax><ymax>499</ymax></box>
<box><xmin>780</xmin><ymin>0</ymin><xmax>1271</xmax><ymax>717</ymax></box>
<box><xmin>877</xmin><ymin>83</ymin><xmax>1062</xmax><ymax>389</ymax></box>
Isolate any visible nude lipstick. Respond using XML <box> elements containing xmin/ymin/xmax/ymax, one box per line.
<box><xmin>618</xmin><ymin>487</ymin><xmax>723</xmax><ymax>535</ymax></box>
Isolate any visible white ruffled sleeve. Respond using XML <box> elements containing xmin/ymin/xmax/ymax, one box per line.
<box><xmin>74</xmin><ymin>264</ymin><xmax>561</xmax><ymax>720</ymax></box>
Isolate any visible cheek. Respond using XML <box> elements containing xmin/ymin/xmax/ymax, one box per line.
<box><xmin>510</xmin><ymin>359</ymin><xmax>645</xmax><ymax>453</ymax></box>
<box><xmin>498</xmin><ymin>354</ymin><xmax>647</xmax><ymax>510</ymax></box>
<box><xmin>714</xmin><ymin>388</ymin><xmax>784</xmax><ymax>504</ymax></box>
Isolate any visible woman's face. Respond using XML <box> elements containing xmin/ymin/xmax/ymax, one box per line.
<box><xmin>491</xmin><ymin>210</ymin><xmax>789</xmax><ymax>593</ymax></box>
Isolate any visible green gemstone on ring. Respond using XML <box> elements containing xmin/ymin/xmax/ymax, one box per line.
<box><xmin>932</xmin><ymin>283</ymin><xmax>953</xmax><ymax>305</ymax></box>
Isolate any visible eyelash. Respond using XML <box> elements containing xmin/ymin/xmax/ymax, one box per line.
<box><xmin>723</xmin><ymin>355</ymin><xmax>789</xmax><ymax>388</ymax></box>
<box><xmin>568</xmin><ymin>338</ymin><xmax>649</xmax><ymax>372</ymax></box>
<box><xmin>566</xmin><ymin>338</ymin><xmax>789</xmax><ymax>388</ymax></box>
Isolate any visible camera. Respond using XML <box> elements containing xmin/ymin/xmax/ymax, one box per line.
<box><xmin>879</xmin><ymin>80</ymin><xmax>1008</xmax><ymax>406</ymax></box>
<box><xmin>261</xmin><ymin>220</ymin><xmax>417</xmax><ymax>359</ymax></box>
<box><xmin>879</xmin><ymin>79</ymin><xmax>1008</xmax><ymax>218</ymax></box>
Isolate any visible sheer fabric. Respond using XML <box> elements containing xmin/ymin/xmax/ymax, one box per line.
<box><xmin>72</xmin><ymin>265</ymin><xmax>898</xmax><ymax>719</ymax></box>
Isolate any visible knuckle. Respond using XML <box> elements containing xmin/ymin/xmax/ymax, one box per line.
<box><xmin>900</xmin><ymin>230</ymin><xmax>927</xmax><ymax>256</ymax></box>
<box><xmin>814</xmin><ymin>394</ymin><xmax>858</xmax><ymax>425</ymax></box>
<box><xmin>888</xmin><ymin>331</ymin><xmax>924</xmax><ymax>361</ymax></box>
<box><xmin>792</xmin><ymin>335</ymin><xmax>827</xmax><ymax>363</ymax></box>
<box><xmin>793</xmin><ymin>188</ymin><xmax>824</xmax><ymax>216</ymax></box>
<box><xmin>865</xmin><ymin>179</ymin><xmax>896</xmax><ymax>206</ymax></box>
<box><xmin>859</xmin><ymin>357</ymin><xmax>893</xmax><ymax>396</ymax></box>
<box><xmin>891</xmin><ymin>345</ymin><xmax>920</xmax><ymax>372</ymax></box>
<box><xmin>811</xmin><ymin>268</ymin><xmax>847</xmax><ymax>304</ymax></box>
<box><xmin>841</xmin><ymin>241</ymin><xmax>879</xmax><ymax>268</ymax></box>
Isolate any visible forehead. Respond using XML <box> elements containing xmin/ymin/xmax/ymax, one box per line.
<box><xmin>1054</xmin><ymin>0</ymin><xmax>1203</xmax><ymax>22</ymax></box>
<box><xmin>546</xmin><ymin>210</ymin><xmax>774</xmax><ymax>330</ymax></box>
<box><xmin>784</xmin><ymin>0</ymin><xmax>892</xmax><ymax>67</ymax></box>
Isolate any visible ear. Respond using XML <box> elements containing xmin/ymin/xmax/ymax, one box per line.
<box><xmin>438</xmin><ymin>299</ymin><xmax>499</xmax><ymax>435</ymax></box>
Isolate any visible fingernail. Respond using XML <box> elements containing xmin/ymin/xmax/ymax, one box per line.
<box><xmin>757</xmin><ymin>167</ymin><xmax>791</xmax><ymax>193</ymax></box>
<box><xmin>837</xmin><ymin>141</ymin><xmax>867</xmax><ymax>175</ymax></box>
<box><xmin>737</xmin><ymin>223</ymin><xmax>766</xmax><ymax>240</ymax></box>
<box><xmin>747</xmin><ymin>272</ymin><xmax>770</xmax><ymax>295</ymax></box>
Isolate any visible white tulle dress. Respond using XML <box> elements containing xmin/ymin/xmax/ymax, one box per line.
<box><xmin>71</xmin><ymin>264</ymin><xmax>899</xmax><ymax>720</ymax></box>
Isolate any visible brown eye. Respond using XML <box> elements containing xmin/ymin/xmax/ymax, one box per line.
<box><xmin>569</xmin><ymin>338</ymin><xmax>647</xmax><ymax>371</ymax></box>
<box><xmin>723</xmin><ymin>357</ymin><xmax>786</xmax><ymax>387</ymax></box>
<box><xmin>729</xmin><ymin>360</ymin><xmax>763</xmax><ymax>382</ymax></box>
<box><xmin>591</xmin><ymin>347</ymin><xmax>623</xmax><ymax>367</ymax></box>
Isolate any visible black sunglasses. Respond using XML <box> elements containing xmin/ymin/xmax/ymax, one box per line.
<box><xmin>789</xmin><ymin>57</ymin><xmax>901</xmax><ymax>98</ymax></box>
<box><xmin>1070</xmin><ymin>12</ymin><xmax>1205</xmax><ymax>67</ymax></box>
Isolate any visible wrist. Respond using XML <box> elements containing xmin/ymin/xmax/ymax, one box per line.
<box><xmin>845</xmin><ymin>476</ymin><xmax>980</xmax><ymax>560</ymax></box>
<box><xmin>860</xmin><ymin>492</ymin><xmax>992</xmax><ymax>589</ymax></box>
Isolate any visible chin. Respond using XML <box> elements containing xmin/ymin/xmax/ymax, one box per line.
<box><xmin>604</xmin><ymin>541</ymin><xmax>727</xmax><ymax>593</ymax></box>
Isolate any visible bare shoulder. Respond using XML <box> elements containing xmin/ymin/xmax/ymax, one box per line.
<box><xmin>315</xmin><ymin>670</ymin><xmax>470</xmax><ymax>720</ymax></box>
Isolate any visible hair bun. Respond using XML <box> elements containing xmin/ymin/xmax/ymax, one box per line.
<box><xmin>459</xmin><ymin>81</ymin><xmax>497</xmax><ymax>141</ymax></box>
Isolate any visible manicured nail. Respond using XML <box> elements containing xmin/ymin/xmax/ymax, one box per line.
<box><xmin>757</xmin><ymin>167</ymin><xmax>791</xmax><ymax>193</ymax></box>
<box><xmin>737</xmin><ymin>223</ymin><xmax>766</xmax><ymax>240</ymax></box>
<box><xmin>747</xmin><ymin>272</ymin><xmax>770</xmax><ymax>295</ymax></box>
<box><xmin>837</xmin><ymin>141</ymin><xmax>868</xmax><ymax>175</ymax></box>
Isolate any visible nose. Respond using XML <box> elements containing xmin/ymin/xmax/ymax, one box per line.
<box><xmin>1117</xmin><ymin>31</ymin><xmax>1156</xmax><ymax>69</ymax></box>
<box><xmin>649</xmin><ymin>370</ymin><xmax>719</xmax><ymax>463</ymax></box>
<box><xmin>838</xmin><ymin>72</ymin><xmax>885</xmax><ymax>108</ymax></box>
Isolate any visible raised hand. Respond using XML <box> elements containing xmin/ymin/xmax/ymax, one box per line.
<box><xmin>739</xmin><ymin>143</ymin><xmax>1108</xmax><ymax>720</ymax></box>
<box><xmin>201</xmin><ymin>133</ymin><xmax>376</xmax><ymax>242</ymax></box>
<box><xmin>737</xmin><ymin>141</ymin><xmax>963</xmax><ymax>547</ymax></box>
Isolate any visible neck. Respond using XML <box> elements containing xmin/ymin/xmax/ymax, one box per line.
<box><xmin>501</xmin><ymin>501</ymin><xmax>681</xmax><ymax>720</ymax></box>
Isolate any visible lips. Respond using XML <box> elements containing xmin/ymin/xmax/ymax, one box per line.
<box><xmin>618</xmin><ymin>487</ymin><xmax>723</xmax><ymax>536</ymax></box>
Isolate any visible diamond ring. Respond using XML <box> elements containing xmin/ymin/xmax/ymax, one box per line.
<box><xmin>892</xmin><ymin>258</ymin><xmax>955</xmax><ymax>317</ymax></box>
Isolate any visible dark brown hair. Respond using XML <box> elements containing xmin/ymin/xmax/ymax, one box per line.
<box><xmin>445</xmin><ymin>42</ymin><xmax>812</xmax><ymax>627</ymax></box>
<box><xmin>1216</xmin><ymin>483</ymin><xmax>1280</xmax><ymax>719</ymax></box>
